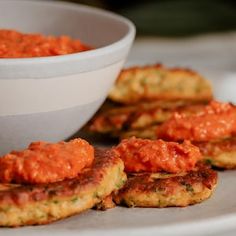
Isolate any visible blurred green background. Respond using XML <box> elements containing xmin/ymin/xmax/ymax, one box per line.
<box><xmin>63</xmin><ymin>0</ymin><xmax>236</xmax><ymax>37</ymax></box>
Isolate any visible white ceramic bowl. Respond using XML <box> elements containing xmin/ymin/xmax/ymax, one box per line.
<box><xmin>0</xmin><ymin>0</ymin><xmax>135</xmax><ymax>154</ymax></box>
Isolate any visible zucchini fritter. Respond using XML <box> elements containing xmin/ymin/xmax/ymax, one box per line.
<box><xmin>109</xmin><ymin>64</ymin><xmax>213</xmax><ymax>104</ymax></box>
<box><xmin>119</xmin><ymin>125</ymin><xmax>158</xmax><ymax>140</ymax></box>
<box><xmin>0</xmin><ymin>149</ymin><xmax>126</xmax><ymax>227</ymax></box>
<box><xmin>196</xmin><ymin>138</ymin><xmax>236</xmax><ymax>169</ymax></box>
<box><xmin>114</xmin><ymin>164</ymin><xmax>217</xmax><ymax>208</ymax></box>
<box><xmin>88</xmin><ymin>100</ymin><xmax>206</xmax><ymax>136</ymax></box>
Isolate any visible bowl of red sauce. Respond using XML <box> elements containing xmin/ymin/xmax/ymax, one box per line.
<box><xmin>0</xmin><ymin>0</ymin><xmax>135</xmax><ymax>154</ymax></box>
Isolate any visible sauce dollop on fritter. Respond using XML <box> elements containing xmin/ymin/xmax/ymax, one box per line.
<box><xmin>0</xmin><ymin>138</ymin><xmax>94</xmax><ymax>184</ymax></box>
<box><xmin>113</xmin><ymin>137</ymin><xmax>202</xmax><ymax>173</ymax></box>
<box><xmin>157</xmin><ymin>101</ymin><xmax>236</xmax><ymax>142</ymax></box>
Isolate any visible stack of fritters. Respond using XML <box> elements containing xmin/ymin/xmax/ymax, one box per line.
<box><xmin>87</xmin><ymin>64</ymin><xmax>212</xmax><ymax>139</ymax></box>
<box><xmin>87</xmin><ymin>64</ymin><xmax>236</xmax><ymax>170</ymax></box>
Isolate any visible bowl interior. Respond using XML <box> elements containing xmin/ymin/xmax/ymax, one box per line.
<box><xmin>0</xmin><ymin>0</ymin><xmax>130</xmax><ymax>48</ymax></box>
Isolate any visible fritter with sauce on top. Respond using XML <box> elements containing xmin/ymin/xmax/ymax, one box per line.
<box><xmin>156</xmin><ymin>101</ymin><xmax>236</xmax><ymax>169</ymax></box>
<box><xmin>98</xmin><ymin>137</ymin><xmax>217</xmax><ymax>209</ymax></box>
<box><xmin>157</xmin><ymin>101</ymin><xmax>236</xmax><ymax>142</ymax></box>
<box><xmin>0</xmin><ymin>140</ymin><xmax>126</xmax><ymax>227</ymax></box>
<box><xmin>88</xmin><ymin>100</ymin><xmax>206</xmax><ymax>136</ymax></box>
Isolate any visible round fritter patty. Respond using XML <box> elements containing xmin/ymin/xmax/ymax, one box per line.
<box><xmin>195</xmin><ymin>137</ymin><xmax>236</xmax><ymax>169</ymax></box>
<box><xmin>0</xmin><ymin>149</ymin><xmax>127</xmax><ymax>227</ymax></box>
<box><xmin>109</xmin><ymin>64</ymin><xmax>212</xmax><ymax>104</ymax></box>
<box><xmin>88</xmin><ymin>100</ymin><xmax>204</xmax><ymax>134</ymax></box>
<box><xmin>114</xmin><ymin>164</ymin><xmax>217</xmax><ymax>208</ymax></box>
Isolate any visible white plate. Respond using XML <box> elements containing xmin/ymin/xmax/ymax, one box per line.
<box><xmin>2</xmin><ymin>35</ymin><xmax>236</xmax><ymax>235</ymax></box>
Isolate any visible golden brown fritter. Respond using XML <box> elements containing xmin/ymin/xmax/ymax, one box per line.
<box><xmin>114</xmin><ymin>164</ymin><xmax>217</xmax><ymax>208</ymax></box>
<box><xmin>109</xmin><ymin>64</ymin><xmax>213</xmax><ymax>105</ymax></box>
<box><xmin>195</xmin><ymin>137</ymin><xmax>236</xmax><ymax>169</ymax></box>
<box><xmin>0</xmin><ymin>149</ymin><xmax>126</xmax><ymax>227</ymax></box>
<box><xmin>88</xmin><ymin>100</ymin><xmax>207</xmax><ymax>136</ymax></box>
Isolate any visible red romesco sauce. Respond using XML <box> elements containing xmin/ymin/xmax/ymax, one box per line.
<box><xmin>157</xmin><ymin>101</ymin><xmax>236</xmax><ymax>142</ymax></box>
<box><xmin>113</xmin><ymin>137</ymin><xmax>202</xmax><ymax>173</ymax></box>
<box><xmin>0</xmin><ymin>29</ymin><xmax>92</xmax><ymax>58</ymax></box>
<box><xmin>0</xmin><ymin>138</ymin><xmax>94</xmax><ymax>184</ymax></box>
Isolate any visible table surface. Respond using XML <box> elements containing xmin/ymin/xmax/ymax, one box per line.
<box><xmin>128</xmin><ymin>32</ymin><xmax>236</xmax><ymax>73</ymax></box>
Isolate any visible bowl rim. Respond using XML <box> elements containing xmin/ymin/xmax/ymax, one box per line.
<box><xmin>0</xmin><ymin>0</ymin><xmax>136</xmax><ymax>65</ymax></box>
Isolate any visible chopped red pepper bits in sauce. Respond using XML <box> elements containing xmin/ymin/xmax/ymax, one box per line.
<box><xmin>0</xmin><ymin>29</ymin><xmax>92</xmax><ymax>58</ymax></box>
<box><xmin>113</xmin><ymin>137</ymin><xmax>202</xmax><ymax>173</ymax></box>
<box><xmin>0</xmin><ymin>138</ymin><xmax>94</xmax><ymax>184</ymax></box>
<box><xmin>157</xmin><ymin>101</ymin><xmax>236</xmax><ymax>142</ymax></box>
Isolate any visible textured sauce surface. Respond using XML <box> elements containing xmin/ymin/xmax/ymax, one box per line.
<box><xmin>113</xmin><ymin>137</ymin><xmax>202</xmax><ymax>173</ymax></box>
<box><xmin>0</xmin><ymin>139</ymin><xmax>94</xmax><ymax>184</ymax></box>
<box><xmin>0</xmin><ymin>29</ymin><xmax>91</xmax><ymax>58</ymax></box>
<box><xmin>157</xmin><ymin>101</ymin><xmax>236</xmax><ymax>142</ymax></box>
